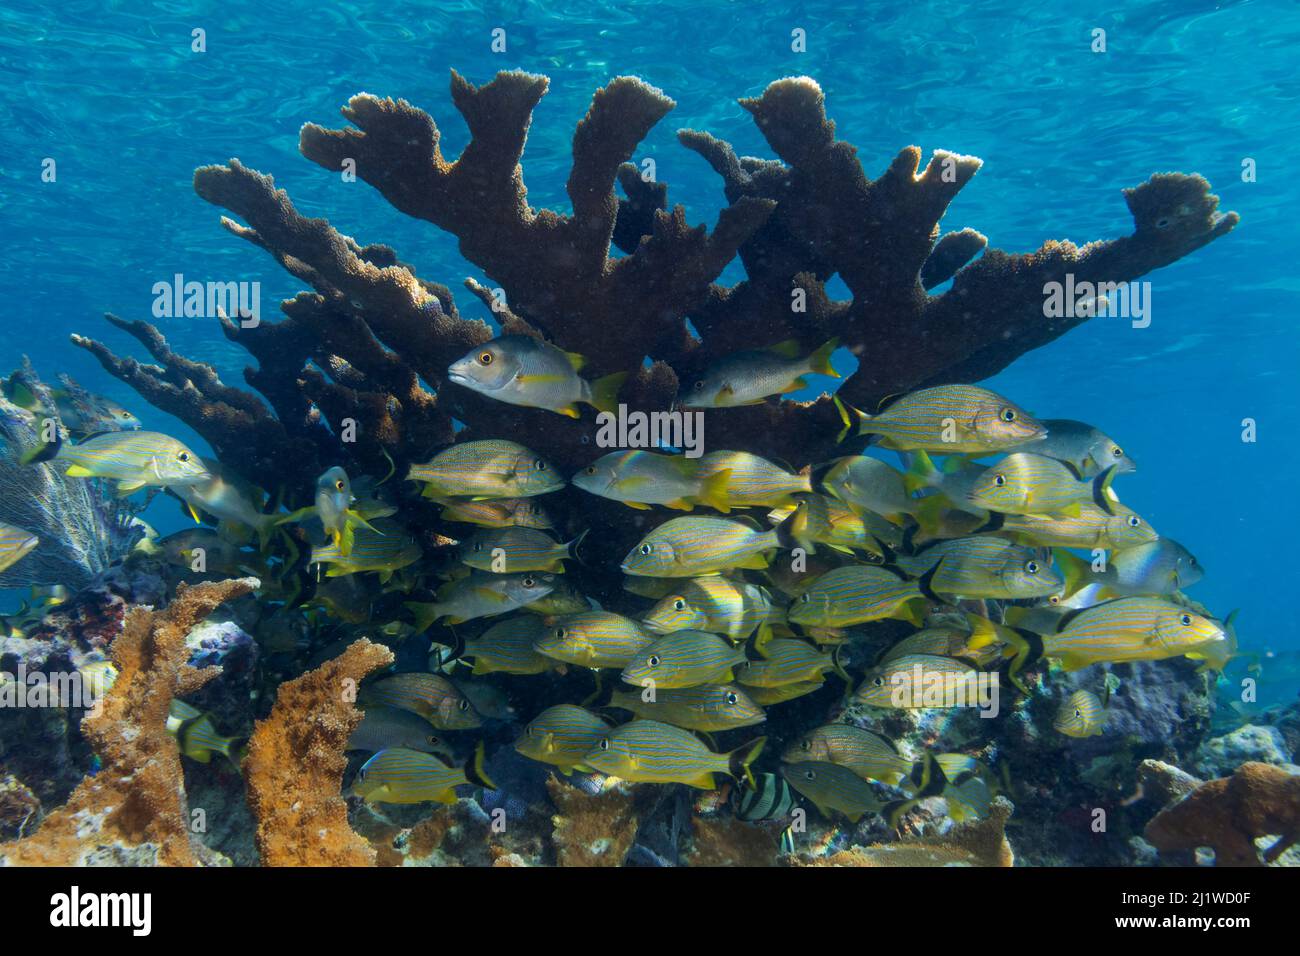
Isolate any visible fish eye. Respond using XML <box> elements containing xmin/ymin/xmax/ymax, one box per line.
<box><xmin>1025</xmin><ymin>561</ymin><xmax>1039</xmax><ymax>574</ymax></box>
<box><xmin>647</xmin><ymin>655</ymin><xmax>661</xmax><ymax>667</ymax></box>
<box><xmin>1179</xmin><ymin>614</ymin><xmax>1193</xmax><ymax>626</ymax></box>
<box><xmin>335</xmin><ymin>480</ymin><xmax>345</xmax><ymax>490</ymax></box>
<box><xmin>120</xmin><ymin>412</ymin><xmax>131</xmax><ymax>419</ymax></box>
<box><xmin>1074</xmin><ymin>709</ymin><xmax>1083</xmax><ymax>719</ymax></box>
<box><xmin>554</xmin><ymin>627</ymin><xmax>566</xmax><ymax>640</ymax></box>
<box><xmin>534</xmin><ymin>459</ymin><xmax>547</xmax><ymax>471</ymax></box>
<box><xmin>800</xmin><ymin>593</ymin><xmax>811</xmax><ymax>603</ymax></box>
<box><xmin>726</xmin><ymin>693</ymin><xmax>738</xmax><ymax>704</ymax></box>
<box><xmin>427</xmin><ymin>735</ymin><xmax>440</xmax><ymax>745</ymax></box>
<box><xmin>1127</xmin><ymin>516</ymin><xmax>1140</xmax><ymax>527</ymax></box>
<box><xmin>639</xmin><ymin>544</ymin><xmax>652</xmax><ymax>556</ymax></box>
<box><xmin>803</xmin><ymin>769</ymin><xmax>816</xmax><ymax>780</ymax></box>
<box><xmin>1000</xmin><ymin>407</ymin><xmax>1017</xmax><ymax>423</ymax></box>
<box><xmin>673</xmin><ymin>599</ymin><xmax>686</xmax><ymax>611</ymax></box>
<box><xmin>993</xmin><ymin>474</ymin><xmax>1006</xmax><ymax>486</ymax></box>
<box><xmin>525</xmin><ymin>726</ymin><xmax>533</xmax><ymax>736</ymax></box>
<box><xmin>1112</xmin><ymin>447</ymin><xmax>1123</xmax><ymax>457</ymax></box>
<box><xmin>599</xmin><ymin>738</ymin><xmax>610</xmax><ymax>751</ymax></box>
<box><xmin>801</xmin><ymin>739</ymin><xmax>811</xmax><ymax>751</ymax></box>
<box><xmin>693</xmin><ymin>381</ymin><xmax>705</xmax><ymax>390</ymax></box>
<box><xmin>178</xmin><ymin>452</ymin><xmax>190</xmax><ymax>462</ymax></box>
<box><xmin>1049</xmin><ymin>594</ymin><xmax>1061</xmax><ymax>605</ymax></box>
<box><xmin>585</xmin><ymin>466</ymin><xmax>597</xmax><ymax>475</ymax></box>
<box><xmin>523</xmin><ymin>576</ymin><xmax>535</xmax><ymax>587</ymax></box>
<box><xmin>478</xmin><ymin>351</ymin><xmax>493</xmax><ymax>365</ymax></box>
<box><xmin>872</xmin><ymin>676</ymin><xmax>884</xmax><ymax>687</ymax></box>
<box><xmin>458</xmin><ymin>699</ymin><xmax>470</xmax><ymax>711</ymax></box>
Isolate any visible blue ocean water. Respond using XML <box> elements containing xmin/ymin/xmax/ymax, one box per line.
<box><xmin>1</xmin><ymin>0</ymin><xmax>1295</xmax><ymax>663</ymax></box>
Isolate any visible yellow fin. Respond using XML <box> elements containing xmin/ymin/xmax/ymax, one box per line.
<box><xmin>65</xmin><ymin>465</ymin><xmax>94</xmax><ymax>478</ymax></box>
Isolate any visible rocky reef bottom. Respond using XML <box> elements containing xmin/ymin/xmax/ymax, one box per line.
<box><xmin>1</xmin><ymin>561</ymin><xmax>1297</xmax><ymax>867</ymax></box>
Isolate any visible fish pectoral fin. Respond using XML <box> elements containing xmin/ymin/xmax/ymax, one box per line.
<box><xmin>624</xmin><ymin>501</ymin><xmax>651</xmax><ymax>511</ymax></box>
<box><xmin>664</xmin><ymin>499</ymin><xmax>695</xmax><ymax>511</ymax></box>
<box><xmin>64</xmin><ymin>465</ymin><xmax>94</xmax><ymax>478</ymax></box>
<box><xmin>557</xmin><ymin>405</ymin><xmax>582</xmax><ymax>419</ymax></box>
<box><xmin>516</xmin><ymin>373</ymin><xmax>570</xmax><ymax>384</ymax></box>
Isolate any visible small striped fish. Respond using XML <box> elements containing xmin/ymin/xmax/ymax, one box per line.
<box><xmin>410</xmin><ymin>571</ymin><xmax>556</xmax><ymax>625</ymax></box>
<box><xmin>359</xmin><ymin>673</ymin><xmax>483</xmax><ymax>730</ymax></box>
<box><xmin>622</xmin><ymin>516</ymin><xmax>784</xmax><ymax>577</ymax></box>
<box><xmin>582</xmin><ymin>719</ymin><xmax>765</xmax><ymax>789</ymax></box>
<box><xmin>532</xmin><ymin>611</ymin><xmax>655</xmax><ymax>669</ymax></box>
<box><xmin>572</xmin><ymin>449</ymin><xmax>730</xmax><ymax>512</ymax></box>
<box><xmin>781</xmin><ymin>724</ymin><xmax>912</xmax><ymax>785</ymax></box>
<box><xmin>1040</xmin><ymin>597</ymin><xmax>1225</xmax><ymax>671</ymax></box>
<box><xmin>642</xmin><ymin>577</ymin><xmax>776</xmax><ymax>641</ymax></box>
<box><xmin>742</xmin><ymin>680</ymin><xmax>825</xmax><ymax>706</ymax></box>
<box><xmin>167</xmin><ymin>700</ymin><xmax>242</xmax><ymax>766</ymax></box>
<box><xmin>620</xmin><ymin>630</ymin><xmax>748</xmax><ymax>689</ymax></box>
<box><xmin>980</xmin><ymin>501</ymin><xmax>1157</xmax><ymax>551</ymax></box>
<box><xmin>439</xmin><ymin>497</ymin><xmax>555</xmax><ymax>529</ymax></box>
<box><xmin>787</xmin><ymin>565</ymin><xmax>923</xmax><ymax>628</ymax></box>
<box><xmin>458</xmin><ymin>526</ymin><xmax>584</xmax><ymax>573</ymax></box>
<box><xmin>0</xmin><ymin>522</ymin><xmax>38</xmax><ymax>573</ymax></box>
<box><xmin>26</xmin><ymin>430</ymin><xmax>210</xmax><ymax>489</ymax></box>
<box><xmin>896</xmin><ymin>536</ymin><xmax>1062</xmax><ymax>600</ymax></box>
<box><xmin>735</xmin><ymin>638</ymin><xmax>836</xmax><ymax>688</ymax></box>
<box><xmin>837</xmin><ymin>384</ymin><xmax>1045</xmax><ymax>454</ymax></box>
<box><xmin>735</xmin><ymin>772</ymin><xmax>798</xmax><ymax>822</ymax></box>
<box><xmin>1054</xmin><ymin>689</ymin><xmax>1106</xmax><ymax>737</ymax></box>
<box><xmin>967</xmin><ymin>452</ymin><xmax>1118</xmax><ymax>516</ymax></box>
<box><xmin>696</xmin><ymin>450</ymin><xmax>811</xmax><ymax>509</ymax></box>
<box><xmin>461</xmin><ymin>616</ymin><xmax>553</xmax><ymax>675</ymax></box>
<box><xmin>820</xmin><ymin>455</ymin><xmax>917</xmax><ymax>522</ymax></box>
<box><xmin>351</xmin><ymin>743</ymin><xmax>495</xmax><ymax>804</ymax></box>
<box><xmin>854</xmin><ymin>654</ymin><xmax>984</xmax><ymax>709</ymax></box>
<box><xmin>608</xmin><ymin>683</ymin><xmax>766</xmax><ymax>732</ymax></box>
<box><xmin>309</xmin><ymin>518</ymin><xmax>421</xmax><ymax>579</ymax></box>
<box><xmin>515</xmin><ymin>704</ymin><xmax>611</xmax><ymax>773</ymax></box>
<box><xmin>406</xmin><ymin>439</ymin><xmax>564</xmax><ymax>499</ymax></box>
<box><xmin>769</xmin><ymin>494</ymin><xmax>897</xmax><ymax>558</ymax></box>
<box><xmin>781</xmin><ymin>760</ymin><xmax>882</xmax><ymax>823</ymax></box>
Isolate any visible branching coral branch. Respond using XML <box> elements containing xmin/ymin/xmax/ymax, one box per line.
<box><xmin>242</xmin><ymin>638</ymin><xmax>394</xmax><ymax>866</ymax></box>
<box><xmin>0</xmin><ymin>578</ymin><xmax>256</xmax><ymax>866</ymax></box>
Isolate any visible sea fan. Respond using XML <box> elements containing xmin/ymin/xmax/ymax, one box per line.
<box><xmin>0</xmin><ymin>361</ymin><xmax>141</xmax><ymax>588</ymax></box>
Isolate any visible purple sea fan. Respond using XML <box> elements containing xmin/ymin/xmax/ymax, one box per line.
<box><xmin>0</xmin><ymin>362</ymin><xmax>141</xmax><ymax>589</ymax></box>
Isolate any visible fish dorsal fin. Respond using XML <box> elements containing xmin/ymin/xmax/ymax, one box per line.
<box><xmin>765</xmin><ymin>339</ymin><xmax>802</xmax><ymax>359</ymax></box>
<box><xmin>562</xmin><ymin>350</ymin><xmax>587</xmax><ymax>371</ymax></box>
<box><xmin>875</xmin><ymin>392</ymin><xmax>907</xmax><ymax>414</ymax></box>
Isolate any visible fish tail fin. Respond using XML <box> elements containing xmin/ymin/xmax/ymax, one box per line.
<box><xmin>588</xmin><ymin>371</ymin><xmax>628</xmax><ymax>414</ymax></box>
<box><xmin>253</xmin><ymin>515</ymin><xmax>277</xmax><ymax>553</ymax></box>
<box><xmin>220</xmin><ymin>736</ymin><xmax>248</xmax><ymax>773</ymax></box>
<box><xmin>832</xmin><ymin>395</ymin><xmax>868</xmax><ymax>443</ymax></box>
<box><xmin>19</xmin><ymin>430</ymin><xmax>61</xmax><ymax>466</ymax></box>
<box><xmin>902</xmin><ymin>449</ymin><xmax>939</xmax><ymax>495</ymax></box>
<box><xmin>565</xmin><ymin>527</ymin><xmax>591</xmax><ymax>564</ymax></box>
<box><xmin>911</xmin><ymin>494</ymin><xmax>950</xmax><ymax>540</ymax></box>
<box><xmin>831</xmin><ymin>644</ymin><xmax>853</xmax><ymax>684</ymax></box>
<box><xmin>728</xmin><ymin>736</ymin><xmax>767</xmax><ymax>788</ymax></box>
<box><xmin>1053</xmin><ymin>547</ymin><xmax>1091</xmax><ymax>595</ymax></box>
<box><xmin>405</xmin><ymin>601</ymin><xmax>443</xmax><ymax>632</ymax></box>
<box><xmin>338</xmin><ymin>522</ymin><xmax>356</xmax><ymax>558</ymax></box>
<box><xmin>772</xmin><ymin>506</ymin><xmax>801</xmax><ymax>551</ymax></box>
<box><xmin>1092</xmin><ymin>465</ymin><xmax>1120</xmax><ymax>513</ymax></box>
<box><xmin>807</xmin><ymin>337</ymin><xmax>840</xmax><ymax>377</ymax></box>
<box><xmin>696</xmin><ymin>468</ymin><xmax>732</xmax><ymax>514</ymax></box>
<box><xmin>465</xmin><ymin>740</ymin><xmax>497</xmax><ymax>790</ymax></box>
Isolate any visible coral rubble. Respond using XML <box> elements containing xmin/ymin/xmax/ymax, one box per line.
<box><xmin>243</xmin><ymin>638</ymin><xmax>393</xmax><ymax>866</ymax></box>
<box><xmin>1144</xmin><ymin>762</ymin><xmax>1300</xmax><ymax>866</ymax></box>
<box><xmin>0</xmin><ymin>578</ymin><xmax>255</xmax><ymax>865</ymax></box>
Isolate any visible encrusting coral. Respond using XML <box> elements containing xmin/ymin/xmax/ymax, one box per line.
<box><xmin>1144</xmin><ymin>762</ymin><xmax>1300</xmax><ymax>866</ymax></box>
<box><xmin>0</xmin><ymin>578</ymin><xmax>256</xmax><ymax>866</ymax></box>
<box><xmin>545</xmin><ymin>775</ymin><xmax>641</xmax><ymax>867</ymax></box>
<box><xmin>243</xmin><ymin>637</ymin><xmax>394</xmax><ymax>866</ymax></box>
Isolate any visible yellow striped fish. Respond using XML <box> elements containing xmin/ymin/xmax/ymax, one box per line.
<box><xmin>515</xmin><ymin>704</ymin><xmax>612</xmax><ymax>773</ymax></box>
<box><xmin>780</xmin><ymin>760</ymin><xmax>882</xmax><ymax>823</ymax></box>
<box><xmin>167</xmin><ymin>700</ymin><xmax>243</xmax><ymax>767</ymax></box>
<box><xmin>978</xmin><ymin>502</ymin><xmax>1157</xmax><ymax>551</ymax></box>
<box><xmin>1038</xmin><ymin>597</ymin><xmax>1226</xmax><ymax>671</ymax></box>
<box><xmin>819</xmin><ymin>455</ymin><xmax>918</xmax><ymax>522</ymax></box>
<box><xmin>642</xmin><ymin>577</ymin><xmax>777</xmax><ymax>641</ymax></box>
<box><xmin>458</xmin><ymin>616</ymin><xmax>554</xmax><ymax>675</ymax></box>
<box><xmin>1054</xmin><ymin>689</ymin><xmax>1106</xmax><ymax>737</ymax></box>
<box><xmin>769</xmin><ymin>494</ymin><xmax>897</xmax><ymax>558</ymax></box>
<box><xmin>607</xmin><ymin>683</ymin><xmax>766</xmax><ymax>732</ymax></box>
<box><xmin>408</xmin><ymin>572</ymin><xmax>556</xmax><ymax>625</ymax></box>
<box><xmin>407</xmin><ymin>439</ymin><xmax>564</xmax><ymax>499</ymax></box>
<box><xmin>351</xmin><ymin>742</ymin><xmax>495</xmax><ymax>804</ymax></box>
<box><xmin>0</xmin><ymin>523</ymin><xmax>38</xmax><ymax>573</ymax></box>
<box><xmin>532</xmin><ymin>611</ymin><xmax>655</xmax><ymax>669</ymax></box>
<box><xmin>853</xmin><ymin>654</ymin><xmax>985</xmax><ymax>709</ymax></box>
<box><xmin>581</xmin><ymin>719</ymin><xmax>766</xmax><ymax>789</ymax></box>
<box><xmin>359</xmin><ymin>673</ymin><xmax>483</xmax><ymax>730</ymax></box>
<box><xmin>447</xmin><ymin>335</ymin><xmax>626</xmax><ymax>418</ymax></box>
<box><xmin>621</xmin><ymin>516</ymin><xmax>785</xmax><ymax>577</ymax></box>
<box><xmin>741</xmin><ymin>680</ymin><xmax>825</xmax><ymax>705</ymax></box>
<box><xmin>735</xmin><ymin>637</ymin><xmax>838</xmax><ymax>688</ymax></box>
<box><xmin>781</xmin><ymin>724</ymin><xmax>912</xmax><ymax>785</ymax></box>
<box><xmin>458</xmin><ymin>526</ymin><xmax>584</xmax><ymax>573</ymax></box>
<box><xmin>620</xmin><ymin>630</ymin><xmax>748</xmax><ymax>688</ymax></box>
<box><xmin>439</xmin><ymin>497</ymin><xmax>554</xmax><ymax>529</ymax></box>
<box><xmin>696</xmin><ymin>450</ymin><xmax>811</xmax><ymax>508</ymax></box>
<box><xmin>967</xmin><ymin>452</ymin><xmax>1120</xmax><ymax>516</ymax></box>
<box><xmin>572</xmin><ymin>450</ymin><xmax>731</xmax><ymax>512</ymax></box>
<box><xmin>836</xmin><ymin>384</ymin><xmax>1045</xmax><ymax>453</ymax></box>
<box><xmin>23</xmin><ymin>430</ymin><xmax>210</xmax><ymax>490</ymax></box>
<box><xmin>787</xmin><ymin>565</ymin><xmax>925</xmax><ymax>628</ymax></box>
<box><xmin>309</xmin><ymin>518</ymin><xmax>421</xmax><ymax>581</ymax></box>
<box><xmin>895</xmin><ymin>536</ymin><xmax>1062</xmax><ymax>600</ymax></box>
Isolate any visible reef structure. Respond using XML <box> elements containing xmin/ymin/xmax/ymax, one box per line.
<box><xmin>71</xmin><ymin>70</ymin><xmax>1235</xmax><ymax>519</ymax></box>
<box><xmin>0</xmin><ymin>578</ymin><xmax>255</xmax><ymax>866</ymax></box>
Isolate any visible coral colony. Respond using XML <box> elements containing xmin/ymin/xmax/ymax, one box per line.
<box><xmin>5</xmin><ymin>70</ymin><xmax>1287</xmax><ymax>869</ymax></box>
